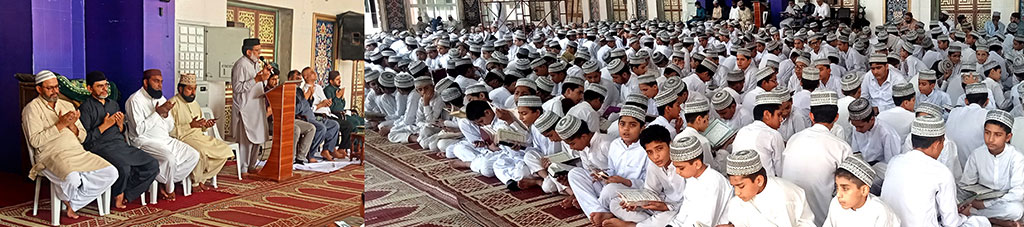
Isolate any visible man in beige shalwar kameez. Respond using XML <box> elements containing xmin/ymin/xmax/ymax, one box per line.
<box><xmin>168</xmin><ymin>73</ymin><xmax>234</xmax><ymax>191</ymax></box>
<box><xmin>23</xmin><ymin>70</ymin><xmax>118</xmax><ymax>219</ymax></box>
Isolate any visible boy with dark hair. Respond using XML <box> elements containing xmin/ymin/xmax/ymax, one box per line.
<box><xmin>724</xmin><ymin>150</ymin><xmax>815</xmax><ymax>226</ymax></box>
<box><xmin>560</xmin><ymin>115</ymin><xmax>615</xmax><ymax>226</ymax></box>
<box><xmin>448</xmin><ymin>100</ymin><xmax>524</xmax><ymax>177</ymax></box>
<box><xmin>733</xmin><ymin>92</ymin><xmax>787</xmax><ymax>176</ymax></box>
<box><xmin>876</xmin><ymin>82</ymin><xmax>917</xmax><ymax>141</ymax></box>
<box><xmin>960</xmin><ymin>110</ymin><xmax>1024</xmax><ymax>225</ymax></box>
<box><xmin>780</xmin><ymin>91</ymin><xmax>853</xmax><ymax>226</ymax></box>
<box><xmin>649</xmin><ymin>89</ymin><xmax>683</xmax><ymax>139</ymax></box>
<box><xmin>948</xmin><ymin>83</ymin><xmax>992</xmax><ymax>166</ymax></box>
<box><xmin>847</xmin><ymin>97</ymin><xmax>903</xmax><ymax>166</ymax></box>
<box><xmin>822</xmin><ymin>156</ymin><xmax>900</xmax><ymax>226</ymax></box>
<box><xmin>679</xmin><ymin>96</ymin><xmax>715</xmax><ymax>169</ymax></box>
<box><xmin>882</xmin><ymin>115</ymin><xmax>992</xmax><ymax>226</ymax></box>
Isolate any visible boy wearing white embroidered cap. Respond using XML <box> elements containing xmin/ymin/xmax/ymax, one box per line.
<box><xmin>781</xmin><ymin>90</ymin><xmax>854</xmax><ymax>226</ymax></box>
<box><xmin>724</xmin><ymin>149</ymin><xmax>816</xmax><ymax>227</ymax></box>
<box><xmin>679</xmin><ymin>96</ymin><xmax>717</xmax><ymax>171</ymax></box>
<box><xmin>960</xmin><ymin>109</ymin><xmax>1024</xmax><ymax>225</ymax></box>
<box><xmin>733</xmin><ymin>92</ymin><xmax>787</xmax><ymax>177</ymax></box>
<box><xmin>875</xmin><ymin>82</ymin><xmax>917</xmax><ymax>141</ymax></box>
<box><xmin>822</xmin><ymin>156</ymin><xmax>901</xmax><ymax>227</ymax></box>
<box><xmin>882</xmin><ymin>115</ymin><xmax>992</xmax><ymax>227</ymax></box>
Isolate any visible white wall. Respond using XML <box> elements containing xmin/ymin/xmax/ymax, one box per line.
<box><xmin>176</xmin><ymin>0</ymin><xmax>229</xmax><ymax>26</ymax></box>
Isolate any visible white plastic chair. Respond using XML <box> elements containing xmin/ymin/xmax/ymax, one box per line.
<box><xmin>202</xmin><ymin>107</ymin><xmax>242</xmax><ymax>183</ymax></box>
<box><xmin>25</xmin><ymin>128</ymin><xmax>110</xmax><ymax>226</ymax></box>
<box><xmin>123</xmin><ymin>134</ymin><xmax>191</xmax><ymax>204</ymax></box>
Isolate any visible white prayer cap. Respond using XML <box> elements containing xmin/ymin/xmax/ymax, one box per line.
<box><xmin>409</xmin><ymin>61</ymin><xmax>427</xmax><ymax>75</ymax></box>
<box><xmin>868</xmin><ymin>53</ymin><xmax>888</xmax><ymax>64</ymax></box>
<box><xmin>435</xmin><ymin>77</ymin><xmax>454</xmax><ymax>92</ymax></box>
<box><xmin>536</xmin><ymin>76</ymin><xmax>555</xmax><ymax>93</ymax></box>
<box><xmin>365</xmin><ymin>70</ymin><xmax>381</xmax><ymax>83</ymax></box>
<box><xmin>414</xmin><ymin>76</ymin><xmax>433</xmax><ymax>88</ymax></box>
<box><xmin>700</xmin><ymin>59</ymin><xmax>718</xmax><ymax>71</ymax></box>
<box><xmin>585</xmin><ymin>83</ymin><xmax>607</xmax><ymax>97</ymax></box>
<box><xmin>838</xmin><ymin>156</ymin><xmax>878</xmax><ymax>186</ymax></box>
<box><xmin>813</xmin><ymin>58</ymin><xmax>830</xmax><ymax>66</ymax></box>
<box><xmin>754</xmin><ymin>92</ymin><xmax>783</xmax><ymax>106</ymax></box>
<box><xmin>564</xmin><ymin>76</ymin><xmax>585</xmax><ymax>87</ymax></box>
<box><xmin>35</xmin><ymin>70</ymin><xmax>56</xmax><ymax>84</ymax></box>
<box><xmin>919</xmin><ymin>70</ymin><xmax>938</xmax><ymax>81</ymax></box>
<box><xmin>726</xmin><ymin>149</ymin><xmax>763</xmax><ymax>176</ymax></box>
<box><xmin>582</xmin><ymin>61</ymin><xmax>600</xmax><ymax>74</ymax></box>
<box><xmin>605</xmin><ymin>59</ymin><xmax>626</xmax><ymax>73</ymax></box>
<box><xmin>516</xmin><ymin>78</ymin><xmax>537</xmax><ymax>91</ymax></box>
<box><xmin>555</xmin><ymin>115</ymin><xmax>584</xmax><ymax>140</ymax></box>
<box><xmin>378</xmin><ymin>71</ymin><xmax>396</xmax><ymax>87</ymax></box>
<box><xmin>848</xmin><ymin>98</ymin><xmax>874</xmax><ymax>121</ymax></box>
<box><xmin>711</xmin><ymin>89</ymin><xmax>735</xmax><ymax>111</ymax></box>
<box><xmin>669</xmin><ymin>136</ymin><xmax>702</xmax><ymax>162</ymax></box>
<box><xmin>911</xmin><ymin>115</ymin><xmax>945</xmax><ymax>137</ymax></box>
<box><xmin>394</xmin><ymin>72</ymin><xmax>414</xmax><ymax>88</ymax></box>
<box><xmin>915</xmin><ymin>102</ymin><xmax>944</xmax><ymax>117</ymax></box>
<box><xmin>965</xmin><ymin>83</ymin><xmax>988</xmax><ymax>95</ymax></box>
<box><xmin>809</xmin><ymin>90</ymin><xmax>838</xmax><ymax>107</ymax></box>
<box><xmin>637</xmin><ymin>74</ymin><xmax>657</xmax><ymax>84</ymax></box>
<box><xmin>618</xmin><ymin>104</ymin><xmax>647</xmax><ymax>124</ymax></box>
<box><xmin>628</xmin><ymin>54</ymin><xmax>646</xmax><ymax>65</ymax></box>
<box><xmin>464</xmin><ymin>83</ymin><xmax>488</xmax><ymax>95</ymax></box>
<box><xmin>987</xmin><ymin>109</ymin><xmax>1014</xmax><ymax>130</ymax></box>
<box><xmin>530</xmin><ymin>58</ymin><xmax>546</xmax><ymax>68</ymax></box>
<box><xmin>550</xmin><ymin>61</ymin><xmax>568</xmax><ymax>73</ymax></box>
<box><xmin>801</xmin><ymin>67</ymin><xmax>820</xmax><ymax>80</ymax></box>
<box><xmin>727</xmin><ymin>69</ymin><xmax>745</xmax><ymax>82</ymax></box>
<box><xmin>662</xmin><ymin>76</ymin><xmax>685</xmax><ymax>94</ymax></box>
<box><xmin>441</xmin><ymin>87</ymin><xmax>462</xmax><ymax>102</ymax></box>
<box><xmin>683</xmin><ymin>96</ymin><xmax>710</xmax><ymax>114</ymax></box>
<box><xmin>535</xmin><ymin>111</ymin><xmax>560</xmax><ymax>132</ymax></box>
<box><xmin>891</xmin><ymin>82</ymin><xmax>915</xmax><ymax>98</ymax></box>
<box><xmin>653</xmin><ymin>89</ymin><xmax>677</xmax><ymax>107</ymax></box>
<box><xmin>517</xmin><ymin>95</ymin><xmax>543</xmax><ymax>108</ymax></box>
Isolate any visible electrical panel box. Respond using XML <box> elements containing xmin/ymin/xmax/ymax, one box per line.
<box><xmin>204</xmin><ymin>27</ymin><xmax>252</xmax><ymax>80</ymax></box>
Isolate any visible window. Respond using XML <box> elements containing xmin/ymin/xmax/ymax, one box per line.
<box><xmin>611</xmin><ymin>0</ymin><xmax>628</xmax><ymax>21</ymax></box>
<box><xmin>531</xmin><ymin>2</ymin><xmax>545</xmax><ymax>21</ymax></box>
<box><xmin>940</xmin><ymin>0</ymin><xmax>991</xmax><ymax>29</ymax></box>
<box><xmin>365</xmin><ymin>0</ymin><xmax>379</xmax><ymax>28</ymax></box>
<box><xmin>663</xmin><ymin>0</ymin><xmax>684</xmax><ymax>21</ymax></box>
<box><xmin>409</xmin><ymin>0</ymin><xmax>459</xmax><ymax>26</ymax></box>
<box><xmin>481</xmin><ymin>0</ymin><xmax>534</xmax><ymax>25</ymax></box>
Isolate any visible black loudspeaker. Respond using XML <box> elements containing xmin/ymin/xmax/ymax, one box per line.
<box><xmin>337</xmin><ymin>11</ymin><xmax>365</xmax><ymax>60</ymax></box>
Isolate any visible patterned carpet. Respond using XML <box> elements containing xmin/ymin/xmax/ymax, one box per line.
<box><xmin>363</xmin><ymin>130</ymin><xmax>588</xmax><ymax>227</ymax></box>
<box><xmin>0</xmin><ymin>161</ymin><xmax>364</xmax><ymax>227</ymax></box>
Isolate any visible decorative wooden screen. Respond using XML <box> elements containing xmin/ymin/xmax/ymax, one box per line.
<box><xmin>664</xmin><ymin>0</ymin><xmax>685</xmax><ymax>21</ymax></box>
<box><xmin>611</xmin><ymin>0</ymin><xmax>629</xmax><ymax>21</ymax></box>
<box><xmin>226</xmin><ymin>6</ymin><xmax>277</xmax><ymax>62</ymax></box>
<box><xmin>531</xmin><ymin>2</ymin><xmax>545</xmax><ymax>21</ymax></box>
<box><xmin>351</xmin><ymin>61</ymin><xmax>365</xmax><ymax>116</ymax></box>
<box><xmin>940</xmin><ymin>0</ymin><xmax>992</xmax><ymax>29</ymax></box>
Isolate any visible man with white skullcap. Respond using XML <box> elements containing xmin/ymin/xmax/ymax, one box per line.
<box><xmin>862</xmin><ymin>53</ymin><xmax>907</xmax><ymax>112</ymax></box>
<box><xmin>724</xmin><ymin>149</ymin><xmax>815</xmax><ymax>226</ymax></box>
<box><xmin>23</xmin><ymin>70</ymin><xmax>118</xmax><ymax>219</ymax></box>
<box><xmin>822</xmin><ymin>156</ymin><xmax>901</xmax><ymax>226</ymax></box>
<box><xmin>882</xmin><ymin>115</ymin><xmax>992</xmax><ymax>227</ymax></box>
<box><xmin>948</xmin><ymin>83</ymin><xmax>992</xmax><ymax>166</ymax></box>
<box><xmin>960</xmin><ymin>109</ymin><xmax>1024</xmax><ymax>224</ymax></box>
<box><xmin>780</xmin><ymin>90</ymin><xmax>853</xmax><ymax>226</ymax></box>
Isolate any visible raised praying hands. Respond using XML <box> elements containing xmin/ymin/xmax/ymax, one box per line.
<box><xmin>155</xmin><ymin>101</ymin><xmax>175</xmax><ymax>118</ymax></box>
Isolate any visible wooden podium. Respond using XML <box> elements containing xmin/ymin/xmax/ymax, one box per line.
<box><xmin>258</xmin><ymin>80</ymin><xmax>299</xmax><ymax>181</ymax></box>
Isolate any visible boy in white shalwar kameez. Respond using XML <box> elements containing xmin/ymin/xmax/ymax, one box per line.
<box><xmin>723</xmin><ymin>149</ymin><xmax>816</xmax><ymax>227</ymax></box>
<box><xmin>959</xmin><ymin>109</ymin><xmax>1024</xmax><ymax>226</ymax></box>
<box><xmin>492</xmin><ymin>96</ymin><xmax>546</xmax><ymax>190</ymax></box>
<box><xmin>515</xmin><ymin>110</ymin><xmax>566</xmax><ymax>193</ymax></box>
<box><xmin>601</xmin><ymin>108</ymin><xmax>680</xmax><ymax>227</ymax></box>
<box><xmin>665</xmin><ymin>136</ymin><xmax>733</xmax><ymax>227</ymax></box>
<box><xmin>780</xmin><ymin>90</ymin><xmax>853</xmax><ymax>226</ymax></box>
<box><xmin>901</xmin><ymin>103</ymin><xmax>964</xmax><ymax>182</ymax></box>
<box><xmin>447</xmin><ymin>100</ymin><xmax>524</xmax><ymax>177</ymax></box>
<box><xmin>557</xmin><ymin>114</ymin><xmax>617</xmax><ymax>226</ymax></box>
<box><xmin>679</xmin><ymin>96</ymin><xmax>717</xmax><ymax>170</ymax></box>
<box><xmin>881</xmin><ymin>115</ymin><xmax>992</xmax><ymax>227</ymax></box>
<box><xmin>125</xmin><ymin>69</ymin><xmax>200</xmax><ymax>200</ymax></box>
<box><xmin>733</xmin><ymin>92</ymin><xmax>787</xmax><ymax>176</ymax></box>
<box><xmin>822</xmin><ymin>156</ymin><xmax>901</xmax><ymax>227</ymax></box>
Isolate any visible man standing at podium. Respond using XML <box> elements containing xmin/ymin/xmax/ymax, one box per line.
<box><xmin>232</xmin><ymin>38</ymin><xmax>271</xmax><ymax>174</ymax></box>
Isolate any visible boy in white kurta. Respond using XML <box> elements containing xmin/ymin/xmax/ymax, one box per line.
<box><xmin>780</xmin><ymin>90</ymin><xmax>853</xmax><ymax>226</ymax></box>
<box><xmin>733</xmin><ymin>92</ymin><xmax>787</xmax><ymax>176</ymax></box>
<box><xmin>557</xmin><ymin>114</ymin><xmax>613</xmax><ymax>223</ymax></box>
<box><xmin>823</xmin><ymin>156</ymin><xmax>901</xmax><ymax>227</ymax></box>
<box><xmin>875</xmin><ymin>82</ymin><xmax>917</xmax><ymax>141</ymax></box>
<box><xmin>568</xmin><ymin>105</ymin><xmax>649</xmax><ymax>226</ymax></box>
<box><xmin>847</xmin><ymin>97</ymin><xmax>904</xmax><ymax>166</ymax></box>
<box><xmin>881</xmin><ymin>115</ymin><xmax>992</xmax><ymax>227</ymax></box>
<box><xmin>601</xmin><ymin>109</ymin><xmax>680</xmax><ymax>227</ymax></box>
<box><xmin>666</xmin><ymin>136</ymin><xmax>733</xmax><ymax>227</ymax></box>
<box><xmin>516</xmin><ymin>110</ymin><xmax>565</xmax><ymax>193</ymax></box>
<box><xmin>959</xmin><ymin>109</ymin><xmax>1024</xmax><ymax>225</ymax></box>
<box><xmin>723</xmin><ymin>149</ymin><xmax>816</xmax><ymax>227</ymax></box>
<box><xmin>125</xmin><ymin>69</ymin><xmax>200</xmax><ymax>201</ymax></box>
<box><xmin>679</xmin><ymin>96</ymin><xmax>717</xmax><ymax>170</ymax></box>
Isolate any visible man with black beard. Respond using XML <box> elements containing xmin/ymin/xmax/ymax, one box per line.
<box><xmin>168</xmin><ymin>73</ymin><xmax>234</xmax><ymax>191</ymax></box>
<box><xmin>77</xmin><ymin>71</ymin><xmax>159</xmax><ymax>210</ymax></box>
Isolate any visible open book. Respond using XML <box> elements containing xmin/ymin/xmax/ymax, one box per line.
<box><xmin>547</xmin><ymin>162</ymin><xmax>575</xmax><ymax>177</ymax></box>
<box><xmin>617</xmin><ymin>189</ymin><xmax>662</xmax><ymax>207</ymax></box>
<box><xmin>703</xmin><ymin>119</ymin><xmax>737</xmax><ymax>149</ymax></box>
<box><xmin>481</xmin><ymin>127</ymin><xmax>529</xmax><ymax>147</ymax></box>
<box><xmin>957</xmin><ymin>184</ymin><xmax>1008</xmax><ymax>206</ymax></box>
<box><xmin>545</xmin><ymin>150</ymin><xmax>580</xmax><ymax>164</ymax></box>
